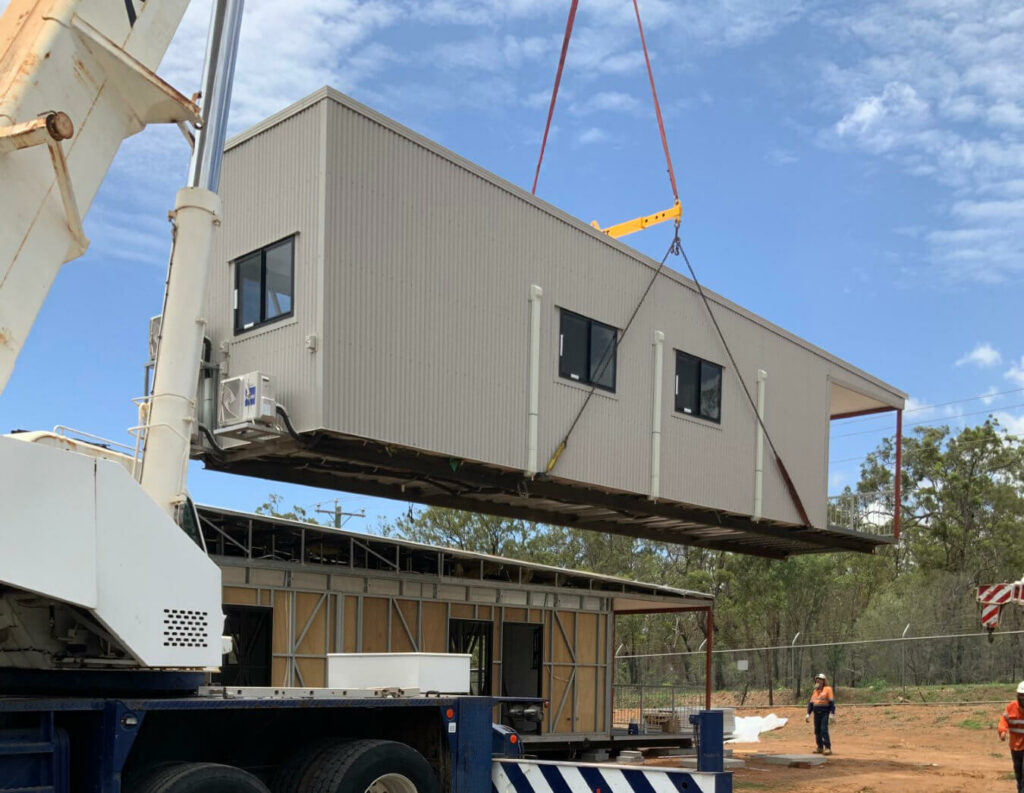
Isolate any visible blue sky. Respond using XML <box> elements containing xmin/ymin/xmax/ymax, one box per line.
<box><xmin>2</xmin><ymin>0</ymin><xmax>1022</xmax><ymax>530</ymax></box>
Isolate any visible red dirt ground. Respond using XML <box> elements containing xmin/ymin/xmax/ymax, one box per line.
<box><xmin>715</xmin><ymin>704</ymin><xmax>1015</xmax><ymax>792</ymax></box>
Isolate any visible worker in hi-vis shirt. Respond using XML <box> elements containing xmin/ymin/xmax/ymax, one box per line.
<box><xmin>998</xmin><ymin>681</ymin><xmax>1024</xmax><ymax>793</ymax></box>
<box><xmin>805</xmin><ymin>672</ymin><xmax>835</xmax><ymax>754</ymax></box>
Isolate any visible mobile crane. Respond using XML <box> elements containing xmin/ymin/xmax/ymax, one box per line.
<box><xmin>0</xmin><ymin>1</ymin><xmax>730</xmax><ymax>791</ymax></box>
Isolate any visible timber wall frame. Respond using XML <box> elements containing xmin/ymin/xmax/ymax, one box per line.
<box><xmin>219</xmin><ymin>560</ymin><xmax>613</xmax><ymax>736</ymax></box>
<box><xmin>200</xmin><ymin>505</ymin><xmax>711</xmax><ymax>737</ymax></box>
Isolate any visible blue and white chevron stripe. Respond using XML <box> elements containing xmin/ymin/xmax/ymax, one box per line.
<box><xmin>492</xmin><ymin>759</ymin><xmax>730</xmax><ymax>793</ymax></box>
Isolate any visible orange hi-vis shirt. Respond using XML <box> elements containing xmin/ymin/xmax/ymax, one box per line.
<box><xmin>999</xmin><ymin>700</ymin><xmax>1024</xmax><ymax>751</ymax></box>
<box><xmin>809</xmin><ymin>685</ymin><xmax>835</xmax><ymax>710</ymax></box>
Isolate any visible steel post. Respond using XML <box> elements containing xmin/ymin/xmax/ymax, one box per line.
<box><xmin>894</xmin><ymin>409</ymin><xmax>903</xmax><ymax>539</ymax></box>
<box><xmin>705</xmin><ymin>608</ymin><xmax>713</xmax><ymax>710</ymax></box>
<box><xmin>901</xmin><ymin>623</ymin><xmax>910</xmax><ymax>696</ymax></box>
<box><xmin>639</xmin><ymin>680</ymin><xmax>646</xmax><ymax>734</ymax></box>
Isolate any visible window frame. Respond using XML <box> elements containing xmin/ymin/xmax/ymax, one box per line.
<box><xmin>558</xmin><ymin>308</ymin><xmax>618</xmax><ymax>393</ymax></box>
<box><xmin>233</xmin><ymin>235</ymin><xmax>296</xmax><ymax>334</ymax></box>
<box><xmin>674</xmin><ymin>349</ymin><xmax>723</xmax><ymax>423</ymax></box>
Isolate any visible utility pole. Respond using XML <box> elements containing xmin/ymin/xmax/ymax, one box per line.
<box><xmin>315</xmin><ymin>499</ymin><xmax>365</xmax><ymax>528</ymax></box>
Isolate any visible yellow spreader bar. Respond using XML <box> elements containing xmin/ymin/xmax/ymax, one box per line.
<box><xmin>591</xmin><ymin>199</ymin><xmax>681</xmax><ymax>239</ymax></box>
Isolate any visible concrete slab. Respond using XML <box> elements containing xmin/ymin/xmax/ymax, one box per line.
<box><xmin>616</xmin><ymin>750</ymin><xmax>644</xmax><ymax>764</ymax></box>
<box><xmin>748</xmin><ymin>753</ymin><xmax>828</xmax><ymax>768</ymax></box>
<box><xmin>580</xmin><ymin>750</ymin><xmax>610</xmax><ymax>762</ymax></box>
<box><xmin>677</xmin><ymin>757</ymin><xmax>746</xmax><ymax>769</ymax></box>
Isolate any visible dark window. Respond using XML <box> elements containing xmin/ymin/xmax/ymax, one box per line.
<box><xmin>558</xmin><ymin>309</ymin><xmax>618</xmax><ymax>392</ymax></box>
<box><xmin>675</xmin><ymin>351</ymin><xmax>723</xmax><ymax>422</ymax></box>
<box><xmin>449</xmin><ymin>619</ymin><xmax>493</xmax><ymax>696</ymax></box>
<box><xmin>234</xmin><ymin>236</ymin><xmax>295</xmax><ymax>332</ymax></box>
<box><xmin>213</xmin><ymin>605</ymin><xmax>272</xmax><ymax>686</ymax></box>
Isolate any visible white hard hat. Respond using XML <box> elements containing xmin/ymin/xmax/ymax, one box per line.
<box><xmin>1016</xmin><ymin>681</ymin><xmax>1024</xmax><ymax>695</ymax></box>
<box><xmin>815</xmin><ymin>673</ymin><xmax>827</xmax><ymax>680</ymax></box>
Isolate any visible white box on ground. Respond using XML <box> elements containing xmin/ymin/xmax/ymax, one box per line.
<box><xmin>327</xmin><ymin>653</ymin><xmax>472</xmax><ymax>693</ymax></box>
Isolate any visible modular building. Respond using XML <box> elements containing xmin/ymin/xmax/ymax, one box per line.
<box><xmin>198</xmin><ymin>505</ymin><xmax>712</xmax><ymax>750</ymax></box>
<box><xmin>196</xmin><ymin>87</ymin><xmax>905</xmax><ymax>558</ymax></box>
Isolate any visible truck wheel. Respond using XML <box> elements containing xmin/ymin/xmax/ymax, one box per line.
<box><xmin>276</xmin><ymin>739</ymin><xmax>437</xmax><ymax>793</ymax></box>
<box><xmin>129</xmin><ymin>762</ymin><xmax>270</xmax><ymax>793</ymax></box>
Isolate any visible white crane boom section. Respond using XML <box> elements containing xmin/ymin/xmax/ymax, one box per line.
<box><xmin>0</xmin><ymin>0</ymin><xmax>243</xmax><ymax>670</ymax></box>
<box><xmin>0</xmin><ymin>0</ymin><xmax>196</xmax><ymax>394</ymax></box>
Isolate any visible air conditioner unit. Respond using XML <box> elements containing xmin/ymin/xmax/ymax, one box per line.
<box><xmin>218</xmin><ymin>372</ymin><xmax>276</xmax><ymax>426</ymax></box>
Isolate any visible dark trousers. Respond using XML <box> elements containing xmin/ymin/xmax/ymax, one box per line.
<box><xmin>812</xmin><ymin>707</ymin><xmax>831</xmax><ymax>750</ymax></box>
<box><xmin>1013</xmin><ymin>748</ymin><xmax>1023</xmax><ymax>793</ymax></box>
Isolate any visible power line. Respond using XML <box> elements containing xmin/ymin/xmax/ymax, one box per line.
<box><xmin>616</xmin><ymin>628</ymin><xmax>1024</xmax><ymax>659</ymax></box>
<box><xmin>830</xmin><ymin>438</ymin><xmax>994</xmax><ymax>465</ymax></box>
<box><xmin>622</xmin><ymin>617</ymin><xmax>1007</xmax><ymax>652</ymax></box>
<box><xmin>833</xmin><ymin>401</ymin><xmax>1024</xmax><ymax>439</ymax></box>
<box><xmin>829</xmin><ymin>430</ymin><xmax>1024</xmax><ymax>465</ymax></box>
<box><xmin>838</xmin><ymin>387</ymin><xmax>1024</xmax><ymax>426</ymax></box>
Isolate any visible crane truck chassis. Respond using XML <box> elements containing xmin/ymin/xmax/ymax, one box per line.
<box><xmin>0</xmin><ymin>1</ymin><xmax>732</xmax><ymax>791</ymax></box>
<box><xmin>0</xmin><ymin>679</ymin><xmax>730</xmax><ymax>792</ymax></box>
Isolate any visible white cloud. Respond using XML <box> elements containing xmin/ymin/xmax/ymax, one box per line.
<box><xmin>904</xmin><ymin>395</ymin><xmax>930</xmax><ymax>414</ymax></box>
<box><xmin>993</xmin><ymin>410</ymin><xmax>1024</xmax><ymax>437</ymax></box>
<box><xmin>1006</xmin><ymin>356</ymin><xmax>1024</xmax><ymax>387</ymax></box>
<box><xmin>767</xmin><ymin>148</ymin><xmax>798</xmax><ymax>166</ymax></box>
<box><xmin>981</xmin><ymin>385</ymin><xmax>1001</xmax><ymax>406</ymax></box>
<box><xmin>162</xmin><ymin>0</ymin><xmax>403</xmax><ymax>130</ymax></box>
<box><xmin>834</xmin><ymin>81</ymin><xmax>931</xmax><ymax>153</ymax></box>
<box><xmin>577</xmin><ymin>127</ymin><xmax>609</xmax><ymax>145</ymax></box>
<box><xmin>817</xmin><ymin>1</ymin><xmax>1024</xmax><ymax>281</ymax></box>
<box><xmin>430</xmin><ymin>34</ymin><xmax>551</xmax><ymax>74</ymax></box>
<box><xmin>952</xmin><ymin>199</ymin><xmax>1024</xmax><ymax>222</ymax></box>
<box><xmin>955</xmin><ymin>343</ymin><xmax>1002</xmax><ymax>368</ymax></box>
<box><xmin>569</xmin><ymin>91</ymin><xmax>640</xmax><ymax>115</ymax></box>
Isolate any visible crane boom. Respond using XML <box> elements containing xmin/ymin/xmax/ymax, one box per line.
<box><xmin>0</xmin><ymin>0</ymin><xmax>241</xmax><ymax>672</ymax></box>
<box><xmin>0</xmin><ymin>0</ymin><xmax>197</xmax><ymax>394</ymax></box>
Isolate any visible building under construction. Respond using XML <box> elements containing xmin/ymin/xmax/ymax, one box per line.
<box><xmin>199</xmin><ymin>504</ymin><xmax>712</xmax><ymax>751</ymax></box>
<box><xmin>196</xmin><ymin>87</ymin><xmax>905</xmax><ymax>558</ymax></box>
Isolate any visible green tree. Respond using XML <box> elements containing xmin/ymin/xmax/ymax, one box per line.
<box><xmin>387</xmin><ymin>505</ymin><xmax>534</xmax><ymax>557</ymax></box>
<box><xmin>255</xmin><ymin>493</ymin><xmax>318</xmax><ymax>523</ymax></box>
<box><xmin>859</xmin><ymin>419</ymin><xmax>1024</xmax><ymax>584</ymax></box>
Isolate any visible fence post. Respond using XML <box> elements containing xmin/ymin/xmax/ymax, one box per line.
<box><xmin>705</xmin><ymin>608</ymin><xmax>713</xmax><ymax>710</ymax></box>
<box><xmin>790</xmin><ymin>631</ymin><xmax>801</xmax><ymax>699</ymax></box>
<box><xmin>901</xmin><ymin>623</ymin><xmax>910</xmax><ymax>696</ymax></box>
<box><xmin>640</xmin><ymin>681</ymin><xmax>646</xmax><ymax>734</ymax></box>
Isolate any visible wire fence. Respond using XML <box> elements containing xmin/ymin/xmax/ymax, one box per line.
<box><xmin>611</xmin><ymin>684</ymin><xmax>705</xmax><ymax>732</ymax></box>
<box><xmin>616</xmin><ymin>627</ymin><xmax>1024</xmax><ymax>708</ymax></box>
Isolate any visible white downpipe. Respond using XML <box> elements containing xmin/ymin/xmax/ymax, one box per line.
<box><xmin>650</xmin><ymin>331</ymin><xmax>664</xmax><ymax>500</ymax></box>
<box><xmin>526</xmin><ymin>284</ymin><xmax>543</xmax><ymax>477</ymax></box>
<box><xmin>139</xmin><ymin>188</ymin><xmax>222</xmax><ymax>516</ymax></box>
<box><xmin>753</xmin><ymin>368</ymin><xmax>767</xmax><ymax>521</ymax></box>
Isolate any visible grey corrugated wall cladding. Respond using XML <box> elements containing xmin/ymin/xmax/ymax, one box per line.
<box><xmin>208</xmin><ymin>88</ymin><xmax>904</xmax><ymax>530</ymax></box>
<box><xmin>323</xmin><ymin>98</ymin><xmax>529</xmax><ymax>469</ymax></box>
<box><xmin>207</xmin><ymin>102</ymin><xmax>325</xmax><ymax>432</ymax></box>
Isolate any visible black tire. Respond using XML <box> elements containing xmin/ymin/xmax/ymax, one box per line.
<box><xmin>277</xmin><ymin>739</ymin><xmax>438</xmax><ymax>793</ymax></box>
<box><xmin>129</xmin><ymin>762</ymin><xmax>270</xmax><ymax>793</ymax></box>
<box><xmin>272</xmin><ymin>737</ymin><xmax>347</xmax><ymax>793</ymax></box>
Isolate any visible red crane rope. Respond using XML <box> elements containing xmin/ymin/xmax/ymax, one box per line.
<box><xmin>531</xmin><ymin>0</ymin><xmax>579</xmax><ymax>195</ymax></box>
<box><xmin>532</xmin><ymin>0</ymin><xmax>678</xmax><ymax>206</ymax></box>
<box><xmin>631</xmin><ymin>0</ymin><xmax>678</xmax><ymax>202</ymax></box>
